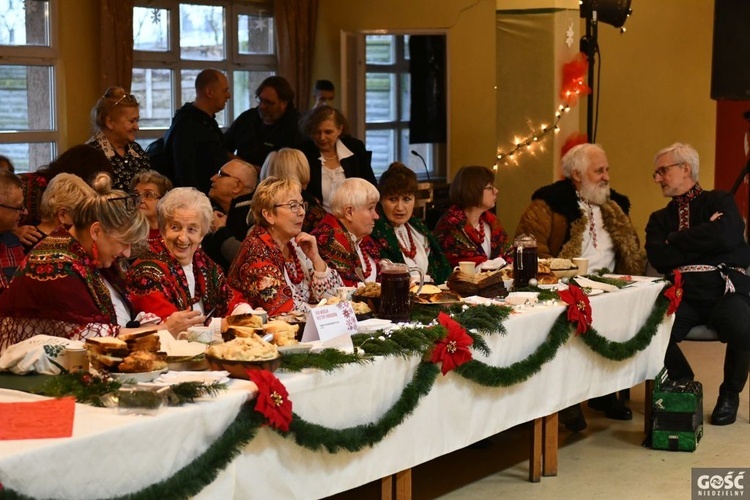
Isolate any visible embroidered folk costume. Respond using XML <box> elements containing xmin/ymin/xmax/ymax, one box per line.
<box><xmin>310</xmin><ymin>213</ymin><xmax>380</xmax><ymax>287</ymax></box>
<box><xmin>433</xmin><ymin>205</ymin><xmax>510</xmax><ymax>267</ymax></box>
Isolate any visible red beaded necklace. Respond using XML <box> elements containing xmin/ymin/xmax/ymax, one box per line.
<box><xmin>395</xmin><ymin>225</ymin><xmax>417</xmax><ymax>259</ymax></box>
<box><xmin>284</xmin><ymin>242</ymin><xmax>305</xmax><ymax>285</ymax></box>
<box><xmin>464</xmin><ymin>219</ymin><xmax>486</xmax><ymax>246</ymax></box>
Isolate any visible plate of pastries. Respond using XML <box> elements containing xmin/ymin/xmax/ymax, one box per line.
<box><xmin>85</xmin><ymin>329</ymin><xmax>168</xmax><ymax>382</ymax></box>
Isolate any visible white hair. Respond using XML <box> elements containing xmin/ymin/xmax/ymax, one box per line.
<box><xmin>330</xmin><ymin>178</ymin><xmax>380</xmax><ymax>218</ymax></box>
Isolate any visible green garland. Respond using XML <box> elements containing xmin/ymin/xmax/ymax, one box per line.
<box><xmin>280</xmin><ymin>348</ymin><xmax>369</xmax><ymax>372</ymax></box>
<box><xmin>1</xmin><ymin>287</ymin><xmax>674</xmax><ymax>500</ymax></box>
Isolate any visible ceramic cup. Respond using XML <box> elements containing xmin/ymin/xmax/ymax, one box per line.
<box><xmin>63</xmin><ymin>347</ymin><xmax>88</xmax><ymax>373</ymax></box>
<box><xmin>455</xmin><ymin>261</ymin><xmax>476</xmax><ymax>276</ymax></box>
<box><xmin>181</xmin><ymin>326</ymin><xmax>213</xmax><ymax>344</ymax></box>
<box><xmin>572</xmin><ymin>258</ymin><xmax>589</xmax><ymax>276</ymax></box>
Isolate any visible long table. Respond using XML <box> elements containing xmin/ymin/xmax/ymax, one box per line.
<box><xmin>0</xmin><ymin>280</ymin><xmax>672</xmax><ymax>499</ymax></box>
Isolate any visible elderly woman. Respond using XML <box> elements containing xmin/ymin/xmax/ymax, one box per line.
<box><xmin>88</xmin><ymin>86</ymin><xmax>151</xmax><ymax>191</ymax></box>
<box><xmin>260</xmin><ymin>148</ymin><xmax>327</xmax><ymax>233</ymax></box>
<box><xmin>298</xmin><ymin>106</ymin><xmax>377</xmax><ymax>212</ymax></box>
<box><xmin>127</xmin><ymin>187</ymin><xmax>251</xmax><ymax>337</ymax></box>
<box><xmin>0</xmin><ymin>174</ymin><xmax>150</xmax><ymax>352</ymax></box>
<box><xmin>434</xmin><ymin>165</ymin><xmax>511</xmax><ymax>267</ymax></box>
<box><xmin>228</xmin><ymin>177</ymin><xmax>342</xmax><ymax>316</ymax></box>
<box><xmin>310</xmin><ymin>177</ymin><xmax>381</xmax><ymax>286</ymax></box>
<box><xmin>129</xmin><ymin>170</ymin><xmax>173</xmax><ymax>251</ymax></box>
<box><xmin>34</xmin><ymin>173</ymin><xmax>93</xmax><ymax>241</ymax></box>
<box><xmin>371</xmin><ymin>163</ymin><xmax>451</xmax><ymax>284</ymax></box>
<box><xmin>15</xmin><ymin>145</ymin><xmax>114</xmax><ymax>248</ymax></box>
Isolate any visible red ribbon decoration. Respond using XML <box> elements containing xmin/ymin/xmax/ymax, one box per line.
<box><xmin>430</xmin><ymin>311</ymin><xmax>474</xmax><ymax>375</ymax></box>
<box><xmin>558</xmin><ymin>284</ymin><xmax>593</xmax><ymax>335</ymax></box>
<box><xmin>246</xmin><ymin>369</ymin><xmax>293</xmax><ymax>432</ymax></box>
<box><xmin>664</xmin><ymin>270</ymin><xmax>683</xmax><ymax>316</ymax></box>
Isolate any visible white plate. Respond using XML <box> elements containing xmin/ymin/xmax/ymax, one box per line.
<box><xmin>538</xmin><ymin>283</ymin><xmax>569</xmax><ymax>291</ymax></box>
<box><xmin>585</xmin><ymin>288</ymin><xmax>605</xmax><ymax>296</ymax></box>
<box><xmin>357</xmin><ymin>318</ymin><xmax>393</xmax><ymax>333</ymax></box>
<box><xmin>152</xmin><ymin>370</ymin><xmax>230</xmax><ymax>385</ymax></box>
<box><xmin>109</xmin><ymin>368</ymin><xmax>168</xmax><ymax>383</ymax></box>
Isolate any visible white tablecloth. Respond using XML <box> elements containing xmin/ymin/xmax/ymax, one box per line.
<box><xmin>0</xmin><ymin>281</ymin><xmax>672</xmax><ymax>499</ymax></box>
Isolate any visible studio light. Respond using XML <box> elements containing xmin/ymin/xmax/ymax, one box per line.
<box><xmin>579</xmin><ymin>0</ymin><xmax>632</xmax><ymax>30</ymax></box>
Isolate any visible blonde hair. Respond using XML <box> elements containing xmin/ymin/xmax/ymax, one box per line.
<box><xmin>129</xmin><ymin>170</ymin><xmax>173</xmax><ymax>196</ymax></box>
<box><xmin>251</xmin><ymin>177</ymin><xmax>302</xmax><ymax>228</ymax></box>
<box><xmin>91</xmin><ymin>86</ymin><xmax>139</xmax><ymax>132</ymax></box>
<box><xmin>260</xmin><ymin>148</ymin><xmax>311</xmax><ymax>187</ymax></box>
<box><xmin>39</xmin><ymin>173</ymin><xmax>95</xmax><ymax>222</ymax></box>
<box><xmin>72</xmin><ymin>173</ymin><xmax>149</xmax><ymax>244</ymax></box>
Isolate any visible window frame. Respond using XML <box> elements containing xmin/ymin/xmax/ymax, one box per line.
<box><xmin>0</xmin><ymin>0</ymin><xmax>60</xmax><ymax>172</ymax></box>
<box><xmin>132</xmin><ymin>0</ymin><xmax>276</xmax><ymax>142</ymax></box>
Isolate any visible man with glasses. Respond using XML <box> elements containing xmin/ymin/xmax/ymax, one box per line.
<box><xmin>515</xmin><ymin>143</ymin><xmax>645</xmax><ymax>430</ymax></box>
<box><xmin>223</xmin><ymin>76</ymin><xmax>305</xmax><ymax>168</ymax></box>
<box><xmin>168</xmin><ymin>68</ymin><xmax>232</xmax><ymax>195</ymax></box>
<box><xmin>0</xmin><ymin>170</ymin><xmax>26</xmax><ymax>294</ymax></box>
<box><xmin>646</xmin><ymin>142</ymin><xmax>750</xmax><ymax>426</ymax></box>
<box><xmin>203</xmin><ymin>159</ymin><xmax>259</xmax><ymax>271</ymax></box>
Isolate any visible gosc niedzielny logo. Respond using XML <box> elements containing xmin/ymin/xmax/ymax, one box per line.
<box><xmin>693</xmin><ymin>469</ymin><xmax>747</xmax><ymax>498</ymax></box>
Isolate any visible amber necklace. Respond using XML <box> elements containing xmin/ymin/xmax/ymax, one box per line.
<box><xmin>395</xmin><ymin>224</ymin><xmax>417</xmax><ymax>259</ymax></box>
<box><xmin>283</xmin><ymin>242</ymin><xmax>305</xmax><ymax>285</ymax></box>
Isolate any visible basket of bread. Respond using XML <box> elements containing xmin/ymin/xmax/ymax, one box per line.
<box><xmin>206</xmin><ymin>332</ymin><xmax>282</xmax><ymax>377</ymax></box>
<box><xmin>544</xmin><ymin>258</ymin><xmax>579</xmax><ymax>279</ymax></box>
<box><xmin>86</xmin><ymin>329</ymin><xmax>168</xmax><ymax>381</ymax></box>
<box><xmin>351</xmin><ymin>282</ymin><xmax>381</xmax><ymax>314</ymax></box>
<box><xmin>411</xmin><ymin>283</ymin><xmax>462</xmax><ymax>304</ymax></box>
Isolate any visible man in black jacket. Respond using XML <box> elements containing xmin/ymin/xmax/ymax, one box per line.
<box><xmin>223</xmin><ymin>76</ymin><xmax>304</xmax><ymax>168</ymax></box>
<box><xmin>169</xmin><ymin>69</ymin><xmax>232</xmax><ymax>194</ymax></box>
<box><xmin>646</xmin><ymin>142</ymin><xmax>750</xmax><ymax>425</ymax></box>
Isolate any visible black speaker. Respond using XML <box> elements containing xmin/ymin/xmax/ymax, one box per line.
<box><xmin>711</xmin><ymin>0</ymin><xmax>750</xmax><ymax>100</ymax></box>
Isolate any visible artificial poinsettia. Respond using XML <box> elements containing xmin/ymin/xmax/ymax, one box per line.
<box><xmin>247</xmin><ymin>369</ymin><xmax>293</xmax><ymax>432</ymax></box>
<box><xmin>430</xmin><ymin>311</ymin><xmax>473</xmax><ymax>375</ymax></box>
<box><xmin>558</xmin><ymin>284</ymin><xmax>592</xmax><ymax>335</ymax></box>
<box><xmin>664</xmin><ymin>270</ymin><xmax>683</xmax><ymax>316</ymax></box>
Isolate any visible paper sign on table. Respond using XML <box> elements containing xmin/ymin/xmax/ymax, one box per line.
<box><xmin>302</xmin><ymin>301</ymin><xmax>358</xmax><ymax>342</ymax></box>
<box><xmin>0</xmin><ymin>396</ymin><xmax>75</xmax><ymax>440</ymax></box>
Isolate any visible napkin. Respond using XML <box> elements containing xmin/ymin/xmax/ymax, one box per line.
<box><xmin>153</xmin><ymin>371</ymin><xmax>230</xmax><ymax>385</ymax></box>
<box><xmin>477</xmin><ymin>257</ymin><xmax>507</xmax><ymax>272</ymax></box>
<box><xmin>0</xmin><ymin>335</ymin><xmax>83</xmax><ymax>375</ymax></box>
<box><xmin>570</xmin><ymin>276</ymin><xmax>619</xmax><ymax>293</ymax></box>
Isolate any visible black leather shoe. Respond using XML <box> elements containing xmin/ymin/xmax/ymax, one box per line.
<box><xmin>711</xmin><ymin>392</ymin><xmax>739</xmax><ymax>426</ymax></box>
<box><xmin>588</xmin><ymin>394</ymin><xmax>633</xmax><ymax>420</ymax></box>
<box><xmin>559</xmin><ymin>404</ymin><xmax>587</xmax><ymax>432</ymax></box>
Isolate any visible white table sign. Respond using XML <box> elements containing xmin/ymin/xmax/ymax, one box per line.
<box><xmin>301</xmin><ymin>301</ymin><xmax>358</xmax><ymax>342</ymax></box>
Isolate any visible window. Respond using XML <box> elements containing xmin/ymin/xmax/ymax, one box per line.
<box><xmin>132</xmin><ymin>0</ymin><xmax>276</xmax><ymax>145</ymax></box>
<box><xmin>0</xmin><ymin>0</ymin><xmax>58</xmax><ymax>173</ymax></box>
<box><xmin>363</xmin><ymin>34</ymin><xmax>446</xmax><ymax>180</ymax></box>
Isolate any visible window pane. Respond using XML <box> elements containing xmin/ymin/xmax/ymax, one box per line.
<box><xmin>365</xmin><ymin>129</ymin><xmax>395</xmax><ymax>178</ymax></box>
<box><xmin>366</xmin><ymin>35</ymin><xmax>394</xmax><ymax>65</ymax></box>
<box><xmin>399</xmin><ymin>128</ymin><xmax>410</xmax><ymax>167</ymax></box>
<box><xmin>237</xmin><ymin>12</ymin><xmax>274</xmax><ymax>55</ymax></box>
<box><xmin>366</xmin><ymin>73</ymin><xmax>395</xmax><ymax>122</ymax></box>
<box><xmin>132</xmin><ymin>68</ymin><xmax>173</xmax><ymax>129</ymax></box>
<box><xmin>400</xmin><ymin>73</ymin><xmax>410</xmax><ymax>122</ymax></box>
<box><xmin>233</xmin><ymin>70</ymin><xmax>274</xmax><ymax>118</ymax></box>
<box><xmin>133</xmin><ymin>7</ymin><xmax>169</xmax><ymax>51</ymax></box>
<box><xmin>180</xmin><ymin>4</ymin><xmax>225</xmax><ymax>61</ymax></box>
<box><xmin>0</xmin><ymin>65</ymin><xmax>54</xmax><ymax>131</ymax></box>
<box><xmin>181</xmin><ymin>69</ymin><xmax>226</xmax><ymax>127</ymax></box>
<box><xmin>0</xmin><ymin>142</ymin><xmax>55</xmax><ymax>173</ymax></box>
<box><xmin>0</xmin><ymin>0</ymin><xmax>49</xmax><ymax>46</ymax></box>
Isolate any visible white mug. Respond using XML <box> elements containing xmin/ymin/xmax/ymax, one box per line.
<box><xmin>454</xmin><ymin>261</ymin><xmax>476</xmax><ymax>276</ymax></box>
<box><xmin>336</xmin><ymin>286</ymin><xmax>357</xmax><ymax>301</ymax></box>
<box><xmin>180</xmin><ymin>326</ymin><xmax>213</xmax><ymax>344</ymax></box>
<box><xmin>572</xmin><ymin>258</ymin><xmax>589</xmax><ymax>276</ymax></box>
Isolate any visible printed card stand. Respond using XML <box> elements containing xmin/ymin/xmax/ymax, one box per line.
<box><xmin>302</xmin><ymin>301</ymin><xmax>358</xmax><ymax>350</ymax></box>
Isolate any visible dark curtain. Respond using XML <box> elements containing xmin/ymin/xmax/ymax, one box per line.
<box><xmin>100</xmin><ymin>0</ymin><xmax>135</xmax><ymax>92</ymax></box>
<box><xmin>274</xmin><ymin>0</ymin><xmax>319</xmax><ymax>111</ymax></box>
<box><xmin>409</xmin><ymin>35</ymin><xmax>447</xmax><ymax>144</ymax></box>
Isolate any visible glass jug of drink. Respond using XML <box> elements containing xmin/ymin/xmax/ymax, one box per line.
<box><xmin>379</xmin><ymin>260</ymin><xmax>424</xmax><ymax>322</ymax></box>
<box><xmin>513</xmin><ymin>233</ymin><xmax>538</xmax><ymax>289</ymax></box>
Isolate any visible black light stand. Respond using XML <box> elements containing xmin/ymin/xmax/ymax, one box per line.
<box><xmin>580</xmin><ymin>14</ymin><xmax>599</xmax><ymax>142</ymax></box>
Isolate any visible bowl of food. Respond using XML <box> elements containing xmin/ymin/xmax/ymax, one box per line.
<box><xmin>351</xmin><ymin>282</ymin><xmax>381</xmax><ymax>315</ymax></box>
<box><xmin>549</xmin><ymin>258</ymin><xmax>579</xmax><ymax>278</ymax></box>
<box><xmin>206</xmin><ymin>335</ymin><xmax>282</xmax><ymax>378</ymax></box>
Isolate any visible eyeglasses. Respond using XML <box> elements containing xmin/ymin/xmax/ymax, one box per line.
<box><xmin>274</xmin><ymin>201</ymin><xmax>308</xmax><ymax>214</ymax></box>
<box><xmin>652</xmin><ymin>162</ymin><xmax>683</xmax><ymax>179</ymax></box>
<box><xmin>0</xmin><ymin>203</ymin><xmax>27</xmax><ymax>214</ymax></box>
<box><xmin>217</xmin><ymin>169</ymin><xmax>241</xmax><ymax>181</ymax></box>
<box><xmin>112</xmin><ymin>94</ymin><xmax>138</xmax><ymax>107</ymax></box>
<box><xmin>108</xmin><ymin>193</ymin><xmax>141</xmax><ymax>212</ymax></box>
<box><xmin>132</xmin><ymin>190</ymin><xmax>161</xmax><ymax>201</ymax></box>
<box><xmin>484</xmin><ymin>185</ymin><xmax>497</xmax><ymax>191</ymax></box>
<box><xmin>255</xmin><ymin>96</ymin><xmax>279</xmax><ymax>107</ymax></box>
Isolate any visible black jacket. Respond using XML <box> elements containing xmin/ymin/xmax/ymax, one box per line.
<box><xmin>300</xmin><ymin>135</ymin><xmax>377</xmax><ymax>204</ymax></box>
<box><xmin>169</xmin><ymin>103</ymin><xmax>229</xmax><ymax>194</ymax></box>
<box><xmin>202</xmin><ymin>192</ymin><xmax>254</xmax><ymax>272</ymax></box>
<box><xmin>223</xmin><ymin>106</ymin><xmax>304</xmax><ymax>167</ymax></box>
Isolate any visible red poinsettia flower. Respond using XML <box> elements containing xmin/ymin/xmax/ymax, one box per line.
<box><xmin>246</xmin><ymin>369</ymin><xmax>293</xmax><ymax>432</ymax></box>
<box><xmin>430</xmin><ymin>311</ymin><xmax>473</xmax><ymax>375</ymax></box>
<box><xmin>558</xmin><ymin>284</ymin><xmax>592</xmax><ymax>335</ymax></box>
<box><xmin>664</xmin><ymin>270</ymin><xmax>683</xmax><ymax>316</ymax></box>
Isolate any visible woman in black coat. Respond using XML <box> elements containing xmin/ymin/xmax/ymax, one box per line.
<box><xmin>298</xmin><ymin>105</ymin><xmax>376</xmax><ymax>212</ymax></box>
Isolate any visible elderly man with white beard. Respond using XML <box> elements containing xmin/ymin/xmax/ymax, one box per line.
<box><xmin>515</xmin><ymin>142</ymin><xmax>646</xmax><ymax>431</ymax></box>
